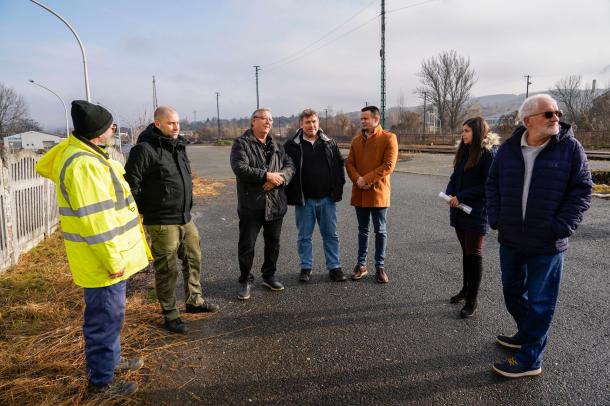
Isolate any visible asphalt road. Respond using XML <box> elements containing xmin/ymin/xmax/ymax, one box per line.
<box><xmin>139</xmin><ymin>146</ymin><xmax>610</xmax><ymax>405</ymax></box>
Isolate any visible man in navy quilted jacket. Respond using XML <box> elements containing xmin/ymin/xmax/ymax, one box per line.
<box><xmin>486</xmin><ymin>94</ymin><xmax>592</xmax><ymax>378</ymax></box>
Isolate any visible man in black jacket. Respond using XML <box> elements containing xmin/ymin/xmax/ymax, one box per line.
<box><xmin>230</xmin><ymin>108</ymin><xmax>295</xmax><ymax>300</ymax></box>
<box><xmin>124</xmin><ymin>106</ymin><xmax>218</xmax><ymax>334</ymax></box>
<box><xmin>285</xmin><ymin>109</ymin><xmax>346</xmax><ymax>283</ymax></box>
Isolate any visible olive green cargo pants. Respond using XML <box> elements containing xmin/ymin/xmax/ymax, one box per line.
<box><xmin>146</xmin><ymin>221</ymin><xmax>205</xmax><ymax>321</ymax></box>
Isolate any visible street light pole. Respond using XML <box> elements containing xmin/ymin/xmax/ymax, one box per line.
<box><xmin>30</xmin><ymin>0</ymin><xmax>91</xmax><ymax>102</ymax></box>
<box><xmin>29</xmin><ymin>79</ymin><xmax>69</xmax><ymax>138</ymax></box>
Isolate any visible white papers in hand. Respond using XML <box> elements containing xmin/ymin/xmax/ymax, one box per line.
<box><xmin>438</xmin><ymin>192</ymin><xmax>472</xmax><ymax>215</ymax></box>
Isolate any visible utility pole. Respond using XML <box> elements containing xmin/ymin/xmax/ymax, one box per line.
<box><xmin>524</xmin><ymin>75</ymin><xmax>532</xmax><ymax>98</ymax></box>
<box><xmin>422</xmin><ymin>92</ymin><xmax>427</xmax><ymax>135</ymax></box>
<box><xmin>380</xmin><ymin>0</ymin><xmax>386</xmax><ymax>127</ymax></box>
<box><xmin>253</xmin><ymin>65</ymin><xmax>261</xmax><ymax>108</ymax></box>
<box><xmin>216</xmin><ymin>92</ymin><xmax>221</xmax><ymax>139</ymax></box>
<box><xmin>152</xmin><ymin>75</ymin><xmax>158</xmax><ymax>110</ymax></box>
<box><xmin>364</xmin><ymin>101</ymin><xmax>368</xmax><ymax>107</ymax></box>
<box><xmin>324</xmin><ymin>108</ymin><xmax>329</xmax><ymax>132</ymax></box>
<box><xmin>193</xmin><ymin>110</ymin><xmax>197</xmax><ymax>123</ymax></box>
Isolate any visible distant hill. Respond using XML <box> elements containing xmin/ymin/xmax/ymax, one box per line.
<box><xmin>383</xmin><ymin>92</ymin><xmax>538</xmax><ymax>119</ymax></box>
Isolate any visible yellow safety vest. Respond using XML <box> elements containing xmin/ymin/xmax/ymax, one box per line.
<box><xmin>35</xmin><ymin>135</ymin><xmax>151</xmax><ymax>288</ymax></box>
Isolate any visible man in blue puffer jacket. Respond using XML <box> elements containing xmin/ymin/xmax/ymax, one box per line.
<box><xmin>486</xmin><ymin>94</ymin><xmax>592</xmax><ymax>378</ymax></box>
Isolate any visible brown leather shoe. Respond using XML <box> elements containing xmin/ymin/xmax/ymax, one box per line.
<box><xmin>376</xmin><ymin>267</ymin><xmax>389</xmax><ymax>283</ymax></box>
<box><xmin>351</xmin><ymin>264</ymin><xmax>368</xmax><ymax>280</ymax></box>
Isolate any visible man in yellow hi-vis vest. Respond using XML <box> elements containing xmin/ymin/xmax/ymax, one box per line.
<box><xmin>35</xmin><ymin>100</ymin><xmax>151</xmax><ymax>397</ymax></box>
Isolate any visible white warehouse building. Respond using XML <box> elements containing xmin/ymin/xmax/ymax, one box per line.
<box><xmin>3</xmin><ymin>131</ymin><xmax>64</xmax><ymax>151</ymax></box>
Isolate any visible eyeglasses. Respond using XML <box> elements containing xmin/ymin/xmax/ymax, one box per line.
<box><xmin>255</xmin><ymin>116</ymin><xmax>273</xmax><ymax>123</ymax></box>
<box><xmin>528</xmin><ymin>110</ymin><xmax>563</xmax><ymax>119</ymax></box>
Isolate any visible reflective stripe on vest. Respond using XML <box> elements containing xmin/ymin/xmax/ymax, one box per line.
<box><xmin>58</xmin><ymin>151</ymin><xmax>134</xmax><ymax>217</ymax></box>
<box><xmin>63</xmin><ymin>216</ymin><xmax>140</xmax><ymax>244</ymax></box>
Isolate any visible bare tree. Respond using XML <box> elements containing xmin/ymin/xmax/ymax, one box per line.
<box><xmin>493</xmin><ymin>110</ymin><xmax>518</xmax><ymax>136</ymax></box>
<box><xmin>416</xmin><ymin>50</ymin><xmax>477</xmax><ymax>132</ymax></box>
<box><xmin>0</xmin><ymin>83</ymin><xmax>29</xmax><ymax>136</ymax></box>
<box><xmin>550</xmin><ymin>75</ymin><xmax>595</xmax><ymax>129</ymax></box>
<box><xmin>590</xmin><ymin>85</ymin><xmax>610</xmax><ymax>130</ymax></box>
<box><xmin>463</xmin><ymin>102</ymin><xmax>483</xmax><ymax>120</ymax></box>
<box><xmin>126</xmin><ymin>107</ymin><xmax>153</xmax><ymax>144</ymax></box>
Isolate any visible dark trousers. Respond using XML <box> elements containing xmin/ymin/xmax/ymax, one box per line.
<box><xmin>238</xmin><ymin>211</ymin><xmax>283</xmax><ymax>283</ymax></box>
<box><xmin>83</xmin><ymin>280</ymin><xmax>126</xmax><ymax>386</ymax></box>
<box><xmin>455</xmin><ymin>229</ymin><xmax>484</xmax><ymax>256</ymax></box>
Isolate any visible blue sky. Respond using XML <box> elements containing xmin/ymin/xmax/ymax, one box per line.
<box><xmin>1</xmin><ymin>0</ymin><xmax>609</xmax><ymax>130</ymax></box>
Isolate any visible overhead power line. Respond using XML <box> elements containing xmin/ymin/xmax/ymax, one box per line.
<box><xmin>265</xmin><ymin>14</ymin><xmax>380</xmax><ymax>71</ymax></box>
<box><xmin>264</xmin><ymin>0</ymin><xmax>438</xmax><ymax>71</ymax></box>
<box><xmin>264</xmin><ymin>0</ymin><xmax>377</xmax><ymax>68</ymax></box>
<box><xmin>386</xmin><ymin>0</ymin><xmax>439</xmax><ymax>15</ymax></box>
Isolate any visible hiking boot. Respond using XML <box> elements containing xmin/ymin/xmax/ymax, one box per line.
<box><xmin>376</xmin><ymin>267</ymin><xmax>389</xmax><ymax>283</ymax></box>
<box><xmin>299</xmin><ymin>269</ymin><xmax>312</xmax><ymax>283</ymax></box>
<box><xmin>496</xmin><ymin>334</ymin><xmax>522</xmax><ymax>350</ymax></box>
<box><xmin>329</xmin><ymin>268</ymin><xmax>347</xmax><ymax>282</ymax></box>
<box><xmin>89</xmin><ymin>379</ymin><xmax>138</xmax><ymax>397</ymax></box>
<box><xmin>115</xmin><ymin>357</ymin><xmax>144</xmax><ymax>372</ymax></box>
<box><xmin>186</xmin><ymin>302</ymin><xmax>220</xmax><ymax>313</ymax></box>
<box><xmin>492</xmin><ymin>356</ymin><xmax>542</xmax><ymax>378</ymax></box>
<box><xmin>237</xmin><ymin>282</ymin><xmax>252</xmax><ymax>300</ymax></box>
<box><xmin>351</xmin><ymin>264</ymin><xmax>368</xmax><ymax>280</ymax></box>
<box><xmin>164</xmin><ymin>317</ymin><xmax>187</xmax><ymax>334</ymax></box>
<box><xmin>262</xmin><ymin>278</ymin><xmax>285</xmax><ymax>291</ymax></box>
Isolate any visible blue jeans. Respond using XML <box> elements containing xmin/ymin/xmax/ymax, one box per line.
<box><xmin>500</xmin><ymin>245</ymin><xmax>564</xmax><ymax>368</ymax></box>
<box><xmin>355</xmin><ymin>207</ymin><xmax>388</xmax><ymax>268</ymax></box>
<box><xmin>295</xmin><ymin>197</ymin><xmax>341</xmax><ymax>270</ymax></box>
<box><xmin>83</xmin><ymin>280</ymin><xmax>126</xmax><ymax>386</ymax></box>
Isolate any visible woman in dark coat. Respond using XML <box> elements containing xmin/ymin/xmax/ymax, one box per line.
<box><xmin>445</xmin><ymin>117</ymin><xmax>499</xmax><ymax>318</ymax></box>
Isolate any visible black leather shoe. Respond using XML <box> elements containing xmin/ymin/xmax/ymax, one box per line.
<box><xmin>329</xmin><ymin>268</ymin><xmax>347</xmax><ymax>282</ymax></box>
<box><xmin>299</xmin><ymin>269</ymin><xmax>312</xmax><ymax>282</ymax></box>
<box><xmin>237</xmin><ymin>282</ymin><xmax>252</xmax><ymax>300</ymax></box>
<box><xmin>460</xmin><ymin>301</ymin><xmax>477</xmax><ymax>318</ymax></box>
<box><xmin>262</xmin><ymin>278</ymin><xmax>285</xmax><ymax>291</ymax></box>
<box><xmin>186</xmin><ymin>302</ymin><xmax>220</xmax><ymax>313</ymax></box>
<box><xmin>450</xmin><ymin>289</ymin><xmax>467</xmax><ymax>304</ymax></box>
<box><xmin>164</xmin><ymin>317</ymin><xmax>187</xmax><ymax>334</ymax></box>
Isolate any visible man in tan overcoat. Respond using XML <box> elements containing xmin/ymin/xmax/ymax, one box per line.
<box><xmin>346</xmin><ymin>106</ymin><xmax>398</xmax><ymax>283</ymax></box>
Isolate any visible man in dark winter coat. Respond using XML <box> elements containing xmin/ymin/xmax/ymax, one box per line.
<box><xmin>486</xmin><ymin>94</ymin><xmax>592</xmax><ymax>378</ymax></box>
<box><xmin>285</xmin><ymin>109</ymin><xmax>346</xmax><ymax>283</ymax></box>
<box><xmin>124</xmin><ymin>106</ymin><xmax>219</xmax><ymax>334</ymax></box>
<box><xmin>230</xmin><ymin>108</ymin><xmax>295</xmax><ymax>300</ymax></box>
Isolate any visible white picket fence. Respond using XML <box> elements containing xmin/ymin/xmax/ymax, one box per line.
<box><xmin>0</xmin><ymin>146</ymin><xmax>125</xmax><ymax>272</ymax></box>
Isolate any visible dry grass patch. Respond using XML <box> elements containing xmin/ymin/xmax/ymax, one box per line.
<box><xmin>0</xmin><ymin>232</ymin><xmax>215</xmax><ymax>404</ymax></box>
<box><xmin>192</xmin><ymin>175</ymin><xmax>227</xmax><ymax>197</ymax></box>
<box><xmin>593</xmin><ymin>183</ymin><xmax>610</xmax><ymax>194</ymax></box>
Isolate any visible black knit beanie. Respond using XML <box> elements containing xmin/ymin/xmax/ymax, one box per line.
<box><xmin>71</xmin><ymin>100</ymin><xmax>113</xmax><ymax>140</ymax></box>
